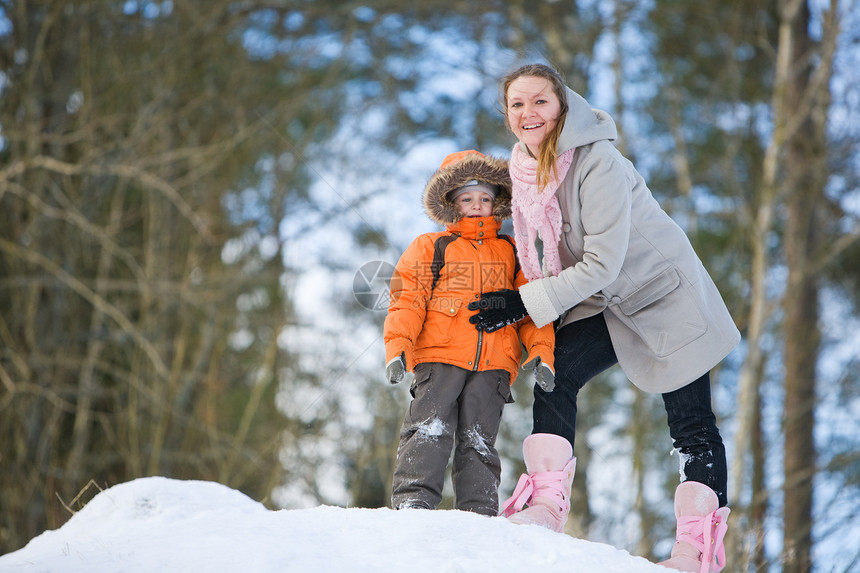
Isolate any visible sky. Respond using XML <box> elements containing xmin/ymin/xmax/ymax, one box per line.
<box><xmin>0</xmin><ymin>476</ymin><xmax>677</xmax><ymax>573</ymax></box>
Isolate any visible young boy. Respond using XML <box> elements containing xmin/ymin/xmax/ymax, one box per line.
<box><xmin>384</xmin><ymin>150</ymin><xmax>555</xmax><ymax>516</ymax></box>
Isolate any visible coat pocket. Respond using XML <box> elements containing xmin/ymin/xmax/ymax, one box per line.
<box><xmin>615</xmin><ymin>268</ymin><xmax>707</xmax><ymax>357</ymax></box>
<box><xmin>415</xmin><ymin>305</ymin><xmax>460</xmax><ymax>348</ymax></box>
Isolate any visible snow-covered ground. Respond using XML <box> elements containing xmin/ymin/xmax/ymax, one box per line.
<box><xmin>0</xmin><ymin>476</ymin><xmax>672</xmax><ymax>572</ymax></box>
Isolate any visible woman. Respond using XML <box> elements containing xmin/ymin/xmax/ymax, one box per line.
<box><xmin>469</xmin><ymin>64</ymin><xmax>738</xmax><ymax>572</ymax></box>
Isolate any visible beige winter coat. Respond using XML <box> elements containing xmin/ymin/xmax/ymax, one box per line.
<box><xmin>518</xmin><ymin>87</ymin><xmax>741</xmax><ymax>392</ymax></box>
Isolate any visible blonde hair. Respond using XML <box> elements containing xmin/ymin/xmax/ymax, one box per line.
<box><xmin>501</xmin><ymin>64</ymin><xmax>569</xmax><ymax>190</ymax></box>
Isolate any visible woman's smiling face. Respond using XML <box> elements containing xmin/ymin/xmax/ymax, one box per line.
<box><xmin>505</xmin><ymin>76</ymin><xmax>563</xmax><ymax>156</ymax></box>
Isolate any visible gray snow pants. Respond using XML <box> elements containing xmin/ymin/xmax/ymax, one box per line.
<box><xmin>391</xmin><ymin>362</ymin><xmax>512</xmax><ymax>516</ymax></box>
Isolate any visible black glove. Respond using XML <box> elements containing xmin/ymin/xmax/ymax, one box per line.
<box><xmin>386</xmin><ymin>352</ymin><xmax>407</xmax><ymax>385</ymax></box>
<box><xmin>468</xmin><ymin>289</ymin><xmax>528</xmax><ymax>333</ymax></box>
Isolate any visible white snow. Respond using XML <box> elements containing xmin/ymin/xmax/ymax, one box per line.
<box><xmin>416</xmin><ymin>416</ymin><xmax>447</xmax><ymax>438</ymax></box>
<box><xmin>0</xmin><ymin>476</ymin><xmax>673</xmax><ymax>573</ymax></box>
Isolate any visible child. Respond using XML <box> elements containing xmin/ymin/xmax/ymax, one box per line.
<box><xmin>384</xmin><ymin>150</ymin><xmax>556</xmax><ymax>516</ymax></box>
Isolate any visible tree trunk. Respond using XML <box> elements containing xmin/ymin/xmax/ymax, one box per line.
<box><xmin>781</xmin><ymin>0</ymin><xmax>832</xmax><ymax>569</ymax></box>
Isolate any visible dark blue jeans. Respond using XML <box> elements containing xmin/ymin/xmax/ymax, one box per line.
<box><xmin>532</xmin><ymin>313</ymin><xmax>728</xmax><ymax>507</ymax></box>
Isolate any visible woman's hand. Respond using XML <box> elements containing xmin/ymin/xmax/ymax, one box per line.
<box><xmin>468</xmin><ymin>289</ymin><xmax>528</xmax><ymax>332</ymax></box>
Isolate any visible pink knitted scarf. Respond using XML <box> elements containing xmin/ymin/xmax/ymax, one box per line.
<box><xmin>510</xmin><ymin>144</ymin><xmax>576</xmax><ymax>280</ymax></box>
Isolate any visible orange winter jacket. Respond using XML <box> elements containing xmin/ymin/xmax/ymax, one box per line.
<box><xmin>384</xmin><ymin>215</ymin><xmax>554</xmax><ymax>384</ymax></box>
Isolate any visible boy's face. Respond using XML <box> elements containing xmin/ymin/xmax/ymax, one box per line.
<box><xmin>455</xmin><ymin>189</ymin><xmax>494</xmax><ymax>218</ymax></box>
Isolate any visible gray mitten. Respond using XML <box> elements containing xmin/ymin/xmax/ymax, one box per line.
<box><xmin>523</xmin><ymin>356</ymin><xmax>555</xmax><ymax>392</ymax></box>
<box><xmin>386</xmin><ymin>352</ymin><xmax>407</xmax><ymax>385</ymax></box>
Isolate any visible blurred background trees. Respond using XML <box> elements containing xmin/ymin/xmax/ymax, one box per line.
<box><xmin>1</xmin><ymin>1</ymin><xmax>858</xmax><ymax>571</ymax></box>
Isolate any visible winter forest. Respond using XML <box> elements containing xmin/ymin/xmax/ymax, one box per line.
<box><xmin>1</xmin><ymin>1</ymin><xmax>859</xmax><ymax>571</ymax></box>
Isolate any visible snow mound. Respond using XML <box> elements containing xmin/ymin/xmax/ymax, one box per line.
<box><xmin>0</xmin><ymin>477</ymin><xmax>667</xmax><ymax>572</ymax></box>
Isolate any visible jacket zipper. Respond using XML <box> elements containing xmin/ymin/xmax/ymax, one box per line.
<box><xmin>473</xmin><ymin>239</ymin><xmax>484</xmax><ymax>371</ymax></box>
<box><xmin>473</xmin><ymin>328</ymin><xmax>482</xmax><ymax>371</ymax></box>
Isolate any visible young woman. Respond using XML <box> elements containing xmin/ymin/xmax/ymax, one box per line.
<box><xmin>469</xmin><ymin>64</ymin><xmax>738</xmax><ymax>572</ymax></box>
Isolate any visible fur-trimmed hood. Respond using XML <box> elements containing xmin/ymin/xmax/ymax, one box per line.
<box><xmin>423</xmin><ymin>152</ymin><xmax>513</xmax><ymax>225</ymax></box>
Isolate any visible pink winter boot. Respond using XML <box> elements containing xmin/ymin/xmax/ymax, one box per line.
<box><xmin>657</xmin><ymin>481</ymin><xmax>730</xmax><ymax>573</ymax></box>
<box><xmin>500</xmin><ymin>433</ymin><xmax>576</xmax><ymax>533</ymax></box>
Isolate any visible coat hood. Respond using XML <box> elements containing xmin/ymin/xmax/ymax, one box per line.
<box><xmin>423</xmin><ymin>152</ymin><xmax>513</xmax><ymax>225</ymax></box>
<box><xmin>558</xmin><ymin>86</ymin><xmax>618</xmax><ymax>154</ymax></box>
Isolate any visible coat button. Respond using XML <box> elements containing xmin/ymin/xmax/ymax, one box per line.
<box><xmin>478</xmin><ymin>231</ymin><xmax>484</xmax><ymax>237</ymax></box>
<box><xmin>478</xmin><ymin>221</ymin><xmax>484</xmax><ymax>227</ymax></box>
<box><xmin>449</xmin><ymin>308</ymin><xmax>456</xmax><ymax>314</ymax></box>
<box><xmin>562</xmin><ymin>223</ymin><xmax>571</xmax><ymax>232</ymax></box>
